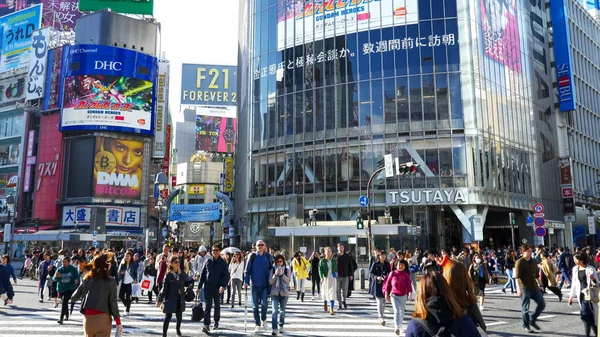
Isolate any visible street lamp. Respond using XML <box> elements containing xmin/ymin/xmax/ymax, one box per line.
<box><xmin>155</xmin><ymin>172</ymin><xmax>168</xmax><ymax>190</ymax></box>
<box><xmin>584</xmin><ymin>188</ymin><xmax>595</xmax><ymax>247</ymax></box>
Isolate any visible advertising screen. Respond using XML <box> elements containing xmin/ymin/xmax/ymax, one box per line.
<box><xmin>93</xmin><ymin>136</ymin><xmax>144</xmax><ymax>200</ymax></box>
<box><xmin>60</xmin><ymin>44</ymin><xmax>158</xmax><ymax>135</ymax></box>
<box><xmin>78</xmin><ymin>0</ymin><xmax>154</xmax><ymax>15</ymax></box>
<box><xmin>0</xmin><ymin>4</ymin><xmax>42</xmax><ymax>72</ymax></box>
<box><xmin>195</xmin><ymin>115</ymin><xmax>236</xmax><ymax>153</ymax></box>
<box><xmin>277</xmin><ymin>0</ymin><xmax>419</xmax><ymax>49</ymax></box>
<box><xmin>480</xmin><ymin>0</ymin><xmax>521</xmax><ymax>72</ymax></box>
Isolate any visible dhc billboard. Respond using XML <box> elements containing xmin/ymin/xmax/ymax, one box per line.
<box><xmin>59</xmin><ymin>44</ymin><xmax>158</xmax><ymax>135</ymax></box>
<box><xmin>550</xmin><ymin>0</ymin><xmax>577</xmax><ymax>111</ymax></box>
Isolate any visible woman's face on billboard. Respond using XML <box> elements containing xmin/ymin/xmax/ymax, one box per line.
<box><xmin>107</xmin><ymin>139</ymin><xmax>143</xmax><ymax>175</ymax></box>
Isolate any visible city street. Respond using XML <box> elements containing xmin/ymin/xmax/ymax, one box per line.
<box><xmin>0</xmin><ymin>279</ymin><xmax>588</xmax><ymax>336</ymax></box>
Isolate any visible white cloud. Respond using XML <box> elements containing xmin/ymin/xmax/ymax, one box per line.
<box><xmin>154</xmin><ymin>0</ymin><xmax>240</xmax><ymax>117</ymax></box>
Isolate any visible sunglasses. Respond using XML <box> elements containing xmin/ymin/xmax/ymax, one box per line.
<box><xmin>212</xmin><ymin>249</ymin><xmax>220</xmax><ymax>252</ymax></box>
<box><xmin>258</xmin><ymin>244</ymin><xmax>265</xmax><ymax>246</ymax></box>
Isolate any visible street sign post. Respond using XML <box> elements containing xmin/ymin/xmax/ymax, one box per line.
<box><xmin>535</xmin><ymin>227</ymin><xmax>547</xmax><ymax>237</ymax></box>
<box><xmin>384</xmin><ymin>154</ymin><xmax>394</xmax><ymax>178</ymax></box>
<box><xmin>359</xmin><ymin>195</ymin><xmax>369</xmax><ymax>207</ymax></box>
<box><xmin>534</xmin><ymin>217</ymin><xmax>545</xmax><ymax>227</ymax></box>
<box><xmin>588</xmin><ymin>216</ymin><xmax>596</xmax><ymax>236</ymax></box>
<box><xmin>526</xmin><ymin>216</ymin><xmax>533</xmax><ymax>223</ymax></box>
<box><xmin>533</xmin><ymin>203</ymin><xmax>544</xmax><ymax>213</ymax></box>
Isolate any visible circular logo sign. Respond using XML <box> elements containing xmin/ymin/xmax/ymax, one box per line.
<box><xmin>533</xmin><ymin>203</ymin><xmax>544</xmax><ymax>213</ymax></box>
<box><xmin>189</xmin><ymin>223</ymin><xmax>201</xmax><ymax>234</ymax></box>
<box><xmin>94</xmin><ymin>151</ymin><xmax>116</xmax><ymax>173</ymax></box>
<box><xmin>171</xmin><ymin>212</ymin><xmax>182</xmax><ymax>220</ymax></box>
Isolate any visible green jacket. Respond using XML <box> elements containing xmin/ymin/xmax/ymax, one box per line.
<box><xmin>53</xmin><ymin>265</ymin><xmax>79</xmax><ymax>293</ymax></box>
<box><xmin>318</xmin><ymin>257</ymin><xmax>338</xmax><ymax>279</ymax></box>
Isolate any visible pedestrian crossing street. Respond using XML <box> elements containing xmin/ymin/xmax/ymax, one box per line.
<box><xmin>1</xmin><ymin>291</ymin><xmax>416</xmax><ymax>336</ymax></box>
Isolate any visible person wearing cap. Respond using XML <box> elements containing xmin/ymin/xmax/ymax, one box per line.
<box><xmin>194</xmin><ymin>245</ymin><xmax>210</xmax><ymax>302</ymax></box>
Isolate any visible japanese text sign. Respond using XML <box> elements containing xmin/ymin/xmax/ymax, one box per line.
<box><xmin>0</xmin><ymin>4</ymin><xmax>42</xmax><ymax>73</ymax></box>
<box><xmin>26</xmin><ymin>27</ymin><xmax>49</xmax><ymax>100</ymax></box>
<box><xmin>170</xmin><ymin>203</ymin><xmax>220</xmax><ymax>222</ymax></box>
<box><xmin>62</xmin><ymin>205</ymin><xmax>141</xmax><ymax>227</ymax></box>
<box><xmin>42</xmin><ymin>0</ymin><xmax>80</xmax><ymax>31</ymax></box>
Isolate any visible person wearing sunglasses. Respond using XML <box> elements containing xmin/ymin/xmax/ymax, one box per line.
<box><xmin>199</xmin><ymin>244</ymin><xmax>230</xmax><ymax>335</ymax></box>
<box><xmin>269</xmin><ymin>255</ymin><xmax>291</xmax><ymax>336</ymax></box>
<box><xmin>245</xmin><ymin>240</ymin><xmax>274</xmax><ymax>333</ymax></box>
<box><xmin>157</xmin><ymin>256</ymin><xmax>189</xmax><ymax>337</ymax></box>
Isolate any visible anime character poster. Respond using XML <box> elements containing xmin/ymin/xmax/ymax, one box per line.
<box><xmin>480</xmin><ymin>0</ymin><xmax>521</xmax><ymax>72</ymax></box>
<box><xmin>61</xmin><ymin>74</ymin><xmax>154</xmax><ymax>133</ymax></box>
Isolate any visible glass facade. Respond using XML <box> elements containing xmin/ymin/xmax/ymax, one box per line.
<box><xmin>238</xmin><ymin>0</ymin><xmax>564</xmax><ymax>249</ymax></box>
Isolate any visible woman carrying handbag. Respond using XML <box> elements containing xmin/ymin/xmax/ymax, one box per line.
<box><xmin>369</xmin><ymin>251</ymin><xmax>391</xmax><ymax>326</ymax></box>
<box><xmin>157</xmin><ymin>256</ymin><xmax>189</xmax><ymax>337</ymax></box>
<box><xmin>568</xmin><ymin>252</ymin><xmax>600</xmax><ymax>337</ymax></box>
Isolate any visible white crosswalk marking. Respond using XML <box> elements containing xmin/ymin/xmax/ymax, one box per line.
<box><xmin>1</xmin><ymin>292</ymin><xmax>414</xmax><ymax>336</ymax></box>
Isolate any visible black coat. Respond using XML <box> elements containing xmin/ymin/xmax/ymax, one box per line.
<box><xmin>199</xmin><ymin>256</ymin><xmax>229</xmax><ymax>292</ymax></box>
<box><xmin>158</xmin><ymin>271</ymin><xmax>188</xmax><ymax>314</ymax></box>
<box><xmin>369</xmin><ymin>261</ymin><xmax>390</xmax><ymax>298</ymax></box>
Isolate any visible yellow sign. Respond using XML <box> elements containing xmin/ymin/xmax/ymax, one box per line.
<box><xmin>188</xmin><ymin>184</ymin><xmax>205</xmax><ymax>195</ymax></box>
<box><xmin>224</xmin><ymin>157</ymin><xmax>234</xmax><ymax>193</ymax></box>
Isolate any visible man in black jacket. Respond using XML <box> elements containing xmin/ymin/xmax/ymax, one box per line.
<box><xmin>199</xmin><ymin>244</ymin><xmax>230</xmax><ymax>335</ymax></box>
<box><xmin>557</xmin><ymin>247</ymin><xmax>572</xmax><ymax>289</ymax></box>
<box><xmin>335</xmin><ymin>243</ymin><xmax>355</xmax><ymax>310</ymax></box>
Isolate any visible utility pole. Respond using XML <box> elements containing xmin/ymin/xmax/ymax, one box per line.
<box><xmin>509</xmin><ymin>212</ymin><xmax>516</xmax><ymax>249</ymax></box>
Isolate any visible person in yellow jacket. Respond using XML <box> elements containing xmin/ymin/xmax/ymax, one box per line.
<box><xmin>292</xmin><ymin>251</ymin><xmax>310</xmax><ymax>302</ymax></box>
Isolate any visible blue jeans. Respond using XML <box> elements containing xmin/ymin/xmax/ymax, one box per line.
<box><xmin>503</xmin><ymin>269</ymin><xmax>516</xmax><ymax>291</ymax></box>
<box><xmin>271</xmin><ymin>295</ymin><xmax>288</xmax><ymax>330</ymax></box>
<box><xmin>520</xmin><ymin>286</ymin><xmax>546</xmax><ymax>328</ymax></box>
<box><xmin>558</xmin><ymin>269</ymin><xmax>572</xmax><ymax>289</ymax></box>
<box><xmin>251</xmin><ymin>286</ymin><xmax>268</xmax><ymax>326</ymax></box>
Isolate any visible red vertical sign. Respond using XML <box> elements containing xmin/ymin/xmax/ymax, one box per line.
<box><xmin>162</xmin><ymin>125</ymin><xmax>171</xmax><ymax>176</ymax></box>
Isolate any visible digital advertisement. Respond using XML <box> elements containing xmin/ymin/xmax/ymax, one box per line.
<box><xmin>195</xmin><ymin>114</ymin><xmax>237</xmax><ymax>153</ymax></box>
<box><xmin>60</xmin><ymin>44</ymin><xmax>157</xmax><ymax>134</ymax></box>
<box><xmin>93</xmin><ymin>136</ymin><xmax>144</xmax><ymax>200</ymax></box>
<box><xmin>277</xmin><ymin>0</ymin><xmax>419</xmax><ymax>49</ymax></box>
<box><xmin>480</xmin><ymin>0</ymin><xmax>521</xmax><ymax>73</ymax></box>
<box><xmin>0</xmin><ymin>4</ymin><xmax>42</xmax><ymax>72</ymax></box>
<box><xmin>78</xmin><ymin>0</ymin><xmax>154</xmax><ymax>15</ymax></box>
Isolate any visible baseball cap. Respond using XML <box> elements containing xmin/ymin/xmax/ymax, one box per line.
<box><xmin>199</xmin><ymin>245</ymin><xmax>207</xmax><ymax>252</ymax></box>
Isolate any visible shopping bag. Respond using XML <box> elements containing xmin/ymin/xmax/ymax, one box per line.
<box><xmin>132</xmin><ymin>283</ymin><xmax>142</xmax><ymax>297</ymax></box>
<box><xmin>191</xmin><ymin>297</ymin><xmax>204</xmax><ymax>322</ymax></box>
<box><xmin>140</xmin><ymin>275</ymin><xmax>154</xmax><ymax>291</ymax></box>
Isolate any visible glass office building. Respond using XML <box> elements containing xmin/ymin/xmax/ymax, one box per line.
<box><xmin>235</xmin><ymin>0</ymin><xmax>567</xmax><ymax>251</ymax></box>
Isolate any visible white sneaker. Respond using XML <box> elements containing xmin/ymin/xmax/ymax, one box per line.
<box><xmin>272</xmin><ymin>329</ymin><xmax>278</xmax><ymax>336</ymax></box>
<box><xmin>254</xmin><ymin>325</ymin><xmax>261</xmax><ymax>333</ymax></box>
<box><xmin>311</xmin><ymin>296</ymin><xmax>315</xmax><ymax>301</ymax></box>
<box><xmin>262</xmin><ymin>320</ymin><xmax>267</xmax><ymax>329</ymax></box>
<box><xmin>279</xmin><ymin>326</ymin><xmax>285</xmax><ymax>334</ymax></box>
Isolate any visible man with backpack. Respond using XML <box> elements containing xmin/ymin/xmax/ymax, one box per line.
<box><xmin>244</xmin><ymin>240</ymin><xmax>273</xmax><ymax>333</ymax></box>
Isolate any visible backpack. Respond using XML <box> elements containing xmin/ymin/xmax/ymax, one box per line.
<box><xmin>414</xmin><ymin>318</ymin><xmax>461</xmax><ymax>337</ymax></box>
<box><xmin>246</xmin><ymin>253</ymin><xmax>274</xmax><ymax>281</ymax></box>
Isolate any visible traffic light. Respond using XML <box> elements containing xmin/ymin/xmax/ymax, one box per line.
<box><xmin>398</xmin><ymin>162</ymin><xmax>419</xmax><ymax>175</ymax></box>
<box><xmin>357</xmin><ymin>216</ymin><xmax>364</xmax><ymax>230</ymax></box>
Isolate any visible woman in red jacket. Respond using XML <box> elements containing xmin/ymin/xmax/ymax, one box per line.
<box><xmin>384</xmin><ymin>259</ymin><xmax>413</xmax><ymax>336</ymax></box>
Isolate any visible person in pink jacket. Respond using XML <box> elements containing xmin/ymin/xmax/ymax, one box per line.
<box><xmin>384</xmin><ymin>259</ymin><xmax>413</xmax><ymax>336</ymax></box>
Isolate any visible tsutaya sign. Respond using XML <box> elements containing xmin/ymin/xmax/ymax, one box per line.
<box><xmin>387</xmin><ymin>188</ymin><xmax>469</xmax><ymax>205</ymax></box>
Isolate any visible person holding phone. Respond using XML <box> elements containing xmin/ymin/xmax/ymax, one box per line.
<box><xmin>229</xmin><ymin>252</ymin><xmax>244</xmax><ymax>308</ymax></box>
<box><xmin>269</xmin><ymin>255</ymin><xmax>291</xmax><ymax>336</ymax></box>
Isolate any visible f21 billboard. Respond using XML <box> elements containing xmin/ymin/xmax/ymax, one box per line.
<box><xmin>60</xmin><ymin>44</ymin><xmax>158</xmax><ymax>135</ymax></box>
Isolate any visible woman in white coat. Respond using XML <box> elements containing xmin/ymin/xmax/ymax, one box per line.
<box><xmin>568</xmin><ymin>252</ymin><xmax>600</xmax><ymax>337</ymax></box>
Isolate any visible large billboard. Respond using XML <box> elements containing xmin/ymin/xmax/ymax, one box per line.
<box><xmin>550</xmin><ymin>0</ymin><xmax>576</xmax><ymax>112</ymax></box>
<box><xmin>0</xmin><ymin>4</ymin><xmax>42</xmax><ymax>72</ymax></box>
<box><xmin>42</xmin><ymin>0</ymin><xmax>80</xmax><ymax>32</ymax></box>
<box><xmin>181</xmin><ymin>64</ymin><xmax>237</xmax><ymax>116</ymax></box>
<box><xmin>195</xmin><ymin>115</ymin><xmax>236</xmax><ymax>153</ymax></box>
<box><xmin>42</xmin><ymin>45</ymin><xmax>66</xmax><ymax>110</ymax></box>
<box><xmin>78</xmin><ymin>0</ymin><xmax>154</xmax><ymax>15</ymax></box>
<box><xmin>277</xmin><ymin>0</ymin><xmax>419</xmax><ymax>49</ymax></box>
<box><xmin>60</xmin><ymin>44</ymin><xmax>158</xmax><ymax>135</ymax></box>
<box><xmin>480</xmin><ymin>0</ymin><xmax>521</xmax><ymax>72</ymax></box>
<box><xmin>153</xmin><ymin>61</ymin><xmax>169</xmax><ymax>158</ymax></box>
<box><xmin>32</xmin><ymin>113</ymin><xmax>62</xmax><ymax>221</ymax></box>
<box><xmin>93</xmin><ymin>136</ymin><xmax>144</xmax><ymax>200</ymax></box>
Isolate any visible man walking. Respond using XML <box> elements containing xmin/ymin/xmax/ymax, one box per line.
<box><xmin>557</xmin><ymin>247</ymin><xmax>572</xmax><ymax>289</ymax></box>
<box><xmin>515</xmin><ymin>244</ymin><xmax>546</xmax><ymax>333</ymax></box>
<box><xmin>199</xmin><ymin>244</ymin><xmax>229</xmax><ymax>335</ymax></box>
<box><xmin>37</xmin><ymin>253</ymin><xmax>52</xmax><ymax>302</ymax></box>
<box><xmin>244</xmin><ymin>240</ymin><xmax>273</xmax><ymax>333</ymax></box>
<box><xmin>335</xmin><ymin>243</ymin><xmax>354</xmax><ymax>310</ymax></box>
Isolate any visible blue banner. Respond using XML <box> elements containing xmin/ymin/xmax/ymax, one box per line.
<box><xmin>59</xmin><ymin>44</ymin><xmax>158</xmax><ymax>134</ymax></box>
<box><xmin>550</xmin><ymin>0</ymin><xmax>576</xmax><ymax>111</ymax></box>
<box><xmin>170</xmin><ymin>203</ymin><xmax>221</xmax><ymax>222</ymax></box>
<box><xmin>0</xmin><ymin>5</ymin><xmax>42</xmax><ymax>72</ymax></box>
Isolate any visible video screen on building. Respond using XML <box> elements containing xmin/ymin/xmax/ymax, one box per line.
<box><xmin>93</xmin><ymin>137</ymin><xmax>144</xmax><ymax>200</ymax></box>
<box><xmin>195</xmin><ymin>114</ymin><xmax>237</xmax><ymax>153</ymax></box>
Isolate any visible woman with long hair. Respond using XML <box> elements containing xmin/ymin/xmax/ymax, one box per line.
<box><xmin>318</xmin><ymin>246</ymin><xmax>337</xmax><ymax>315</ymax></box>
<box><xmin>228</xmin><ymin>251</ymin><xmax>244</xmax><ymax>308</ymax></box>
<box><xmin>468</xmin><ymin>253</ymin><xmax>490</xmax><ymax>311</ymax></box>
<box><xmin>118</xmin><ymin>251</ymin><xmax>137</xmax><ymax>315</ymax></box>
<box><xmin>404</xmin><ymin>271</ymin><xmax>481</xmax><ymax>337</ymax></box>
<box><xmin>144</xmin><ymin>254</ymin><xmax>158</xmax><ymax>304</ymax></box>
<box><xmin>157</xmin><ymin>256</ymin><xmax>188</xmax><ymax>337</ymax></box>
<box><xmin>71</xmin><ymin>254</ymin><xmax>123</xmax><ymax>337</ymax></box>
<box><xmin>269</xmin><ymin>254</ymin><xmax>291</xmax><ymax>336</ymax></box>
<box><xmin>384</xmin><ymin>259</ymin><xmax>412</xmax><ymax>336</ymax></box>
<box><xmin>540</xmin><ymin>252</ymin><xmax>562</xmax><ymax>301</ymax></box>
<box><xmin>292</xmin><ymin>251</ymin><xmax>310</xmax><ymax>302</ymax></box>
<box><xmin>369</xmin><ymin>251</ymin><xmax>391</xmax><ymax>326</ymax></box>
<box><xmin>308</xmin><ymin>251</ymin><xmax>321</xmax><ymax>300</ymax></box>
<box><xmin>442</xmin><ymin>259</ymin><xmax>486</xmax><ymax>332</ymax></box>
<box><xmin>568</xmin><ymin>252</ymin><xmax>600</xmax><ymax>337</ymax></box>
<box><xmin>502</xmin><ymin>249</ymin><xmax>516</xmax><ymax>294</ymax></box>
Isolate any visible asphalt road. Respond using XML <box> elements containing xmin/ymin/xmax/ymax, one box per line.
<box><xmin>0</xmin><ymin>278</ymin><xmax>589</xmax><ymax>336</ymax></box>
